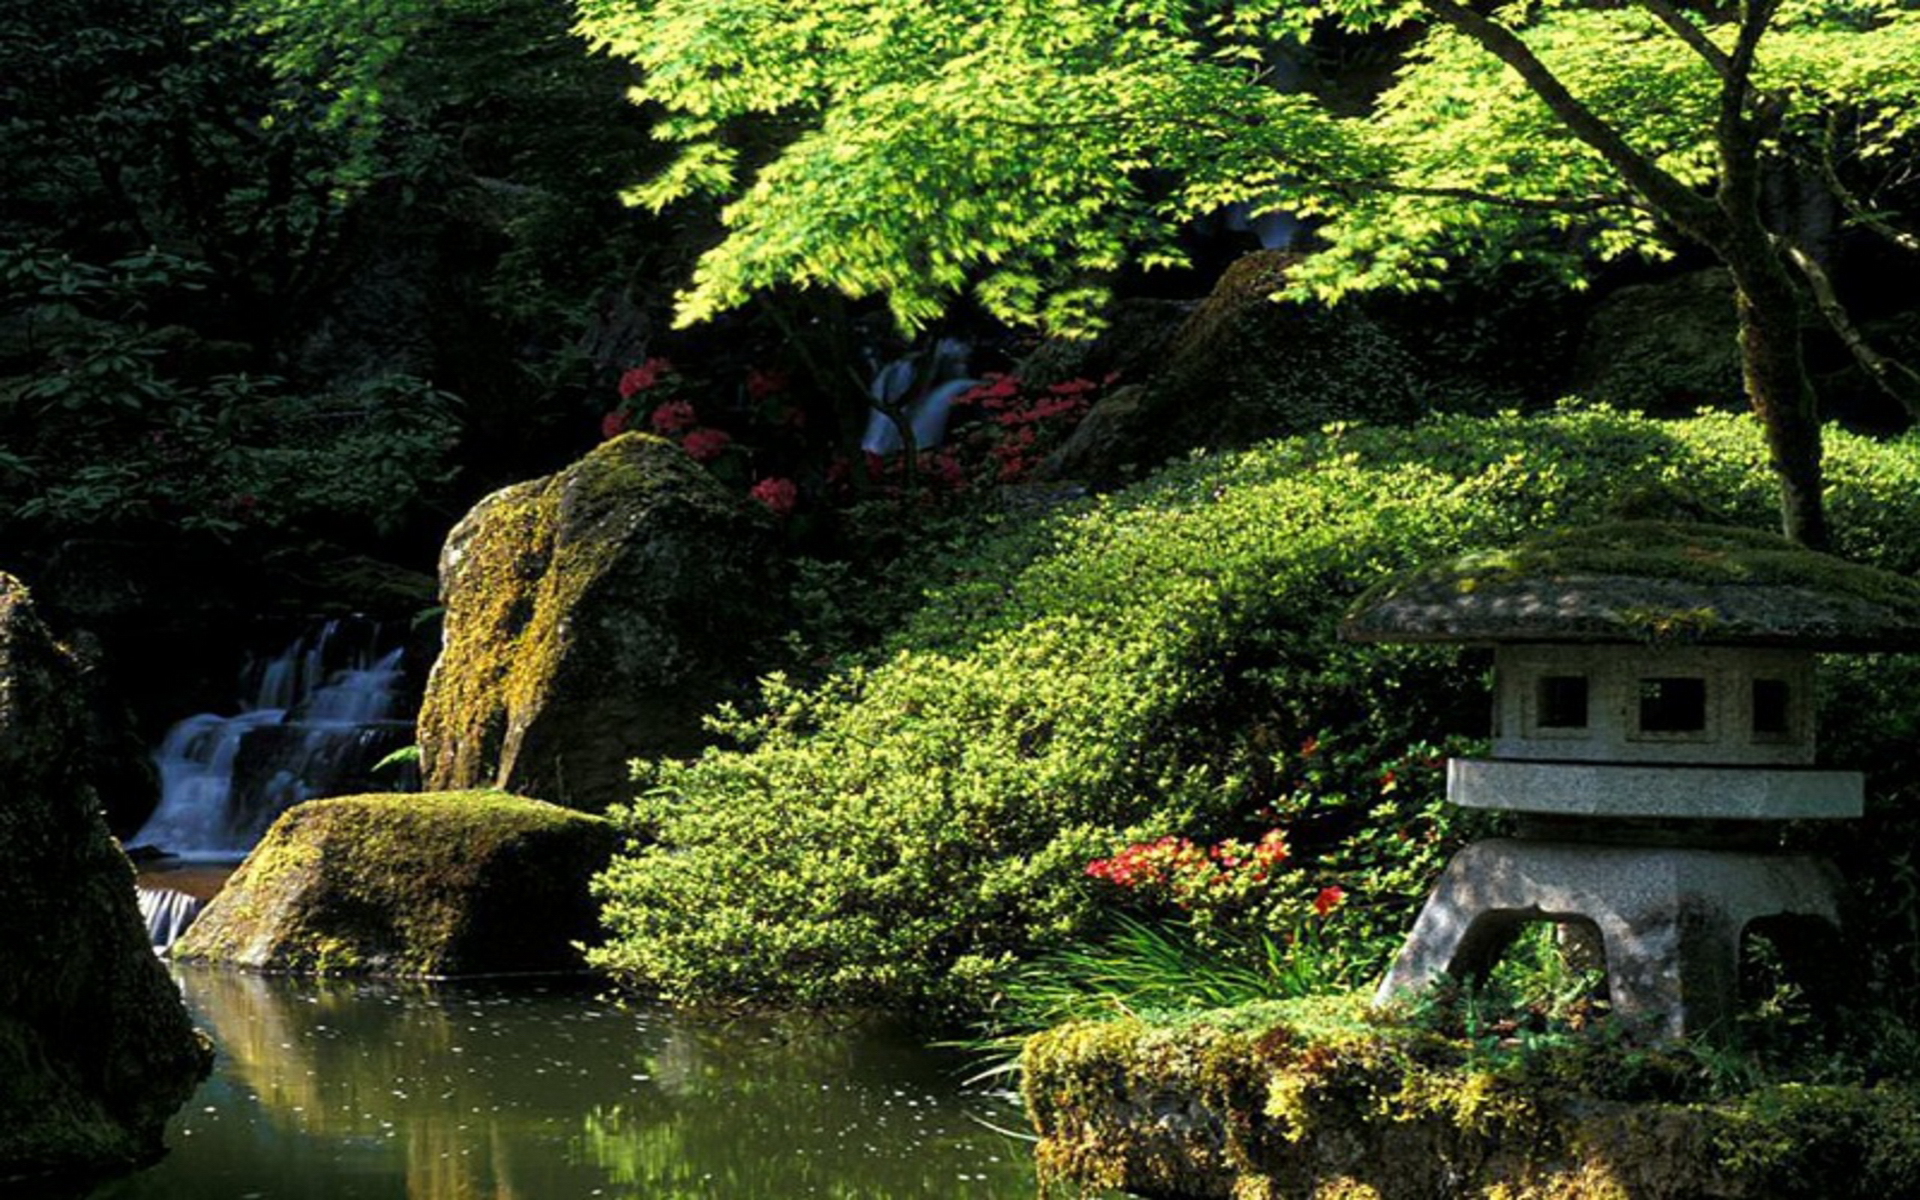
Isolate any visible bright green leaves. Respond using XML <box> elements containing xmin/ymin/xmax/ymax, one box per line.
<box><xmin>579</xmin><ymin>0</ymin><xmax>1353</xmax><ymax>331</ymax></box>
<box><xmin>1289</xmin><ymin>4</ymin><xmax>1727</xmax><ymax>299</ymax></box>
<box><xmin>588</xmin><ymin>412</ymin><xmax>1920</xmax><ymax>1012</ymax></box>
<box><xmin>579</xmin><ymin>0</ymin><xmax>1920</xmax><ymax>333</ymax></box>
<box><xmin>1762</xmin><ymin>3</ymin><xmax>1920</xmax><ymax>154</ymax></box>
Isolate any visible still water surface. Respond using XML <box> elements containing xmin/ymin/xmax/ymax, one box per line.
<box><xmin>90</xmin><ymin>966</ymin><xmax>1039</xmax><ymax>1199</ymax></box>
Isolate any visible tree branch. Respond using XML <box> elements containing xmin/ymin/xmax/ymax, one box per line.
<box><xmin>1637</xmin><ymin>0</ymin><xmax>1733</xmax><ymax>77</ymax></box>
<box><xmin>1781</xmin><ymin>236</ymin><xmax>1920</xmax><ymax>422</ymax></box>
<box><xmin>1322</xmin><ymin>178</ymin><xmax>1638</xmax><ymax>216</ymax></box>
<box><xmin>1813</xmin><ymin>119</ymin><xmax>1920</xmax><ymax>256</ymax></box>
<box><xmin>1416</xmin><ymin>0</ymin><xmax>1722</xmax><ymax>241</ymax></box>
<box><xmin>1713</xmin><ymin>0</ymin><xmax>1782</xmax><ymax>217</ymax></box>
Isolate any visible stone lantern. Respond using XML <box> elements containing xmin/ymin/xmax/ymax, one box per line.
<box><xmin>1342</xmin><ymin>521</ymin><xmax>1920</xmax><ymax>1039</ymax></box>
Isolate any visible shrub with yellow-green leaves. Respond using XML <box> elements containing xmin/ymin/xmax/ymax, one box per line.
<box><xmin>590</xmin><ymin>407</ymin><xmax>1920</xmax><ymax>1015</ymax></box>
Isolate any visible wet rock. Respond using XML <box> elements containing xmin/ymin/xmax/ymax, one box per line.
<box><xmin>1016</xmin><ymin>296</ymin><xmax>1194</xmax><ymax>390</ymax></box>
<box><xmin>0</xmin><ymin>573</ymin><xmax>211</xmax><ymax>1188</ymax></box>
<box><xmin>417</xmin><ymin>433</ymin><xmax>781</xmax><ymax>811</ymax></box>
<box><xmin>172</xmin><ymin>791</ymin><xmax>617</xmax><ymax>976</ymax></box>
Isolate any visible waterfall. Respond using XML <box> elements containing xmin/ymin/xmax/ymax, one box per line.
<box><xmin>137</xmin><ymin>885</ymin><xmax>205</xmax><ymax>953</ymax></box>
<box><xmin>861</xmin><ymin>338</ymin><xmax>978</xmax><ymax>455</ymax></box>
<box><xmin>128</xmin><ymin>618</ymin><xmax>413</xmax><ymax>858</ymax></box>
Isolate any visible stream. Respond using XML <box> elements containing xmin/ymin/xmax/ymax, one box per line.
<box><xmin>88</xmin><ymin>966</ymin><xmax>1040</xmax><ymax>1199</ymax></box>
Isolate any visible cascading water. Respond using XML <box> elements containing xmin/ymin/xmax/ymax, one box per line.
<box><xmin>129</xmin><ymin>618</ymin><xmax>414</xmax><ymax>861</ymax></box>
<box><xmin>137</xmin><ymin>886</ymin><xmax>205</xmax><ymax>953</ymax></box>
<box><xmin>861</xmin><ymin>337</ymin><xmax>979</xmax><ymax>455</ymax></box>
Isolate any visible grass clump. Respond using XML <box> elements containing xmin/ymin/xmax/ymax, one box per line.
<box><xmin>589</xmin><ymin>407</ymin><xmax>1920</xmax><ymax>1016</ymax></box>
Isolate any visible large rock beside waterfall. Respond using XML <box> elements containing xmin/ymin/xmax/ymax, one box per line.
<box><xmin>1040</xmin><ymin>250</ymin><xmax>1426</xmax><ymax>485</ymax></box>
<box><xmin>172</xmin><ymin>791</ymin><xmax>616</xmax><ymax>976</ymax></box>
<box><xmin>418</xmin><ymin>433</ymin><xmax>781</xmax><ymax>811</ymax></box>
<box><xmin>0</xmin><ymin>574</ymin><xmax>211</xmax><ymax>1188</ymax></box>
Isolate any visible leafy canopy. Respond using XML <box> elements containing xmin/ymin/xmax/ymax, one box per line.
<box><xmin>570</xmin><ymin>0</ymin><xmax>1920</xmax><ymax>330</ymax></box>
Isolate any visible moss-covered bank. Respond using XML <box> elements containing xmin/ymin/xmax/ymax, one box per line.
<box><xmin>1022</xmin><ymin>1002</ymin><xmax>1920</xmax><ymax>1199</ymax></box>
<box><xmin>173</xmin><ymin>790</ymin><xmax>615</xmax><ymax>976</ymax></box>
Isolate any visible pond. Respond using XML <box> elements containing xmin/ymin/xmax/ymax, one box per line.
<box><xmin>88</xmin><ymin>966</ymin><xmax>1041</xmax><ymax>1199</ymax></box>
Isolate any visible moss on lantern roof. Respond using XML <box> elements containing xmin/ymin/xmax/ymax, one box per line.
<box><xmin>1342</xmin><ymin>521</ymin><xmax>1920</xmax><ymax>649</ymax></box>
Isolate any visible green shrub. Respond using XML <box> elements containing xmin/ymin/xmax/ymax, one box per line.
<box><xmin>589</xmin><ymin>407</ymin><xmax>1920</xmax><ymax>1016</ymax></box>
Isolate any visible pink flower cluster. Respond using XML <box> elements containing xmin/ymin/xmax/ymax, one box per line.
<box><xmin>599</xmin><ymin>358</ymin><xmax>809</xmax><ymax>521</ymax></box>
<box><xmin>951</xmin><ymin>373</ymin><xmax>1110</xmax><ymax>483</ymax></box>
<box><xmin>749</xmin><ymin>476</ymin><xmax>798</xmax><ymax>516</ymax></box>
<box><xmin>618</xmin><ymin>357</ymin><xmax>673</xmax><ymax>399</ymax></box>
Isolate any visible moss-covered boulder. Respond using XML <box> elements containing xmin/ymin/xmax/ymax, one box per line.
<box><xmin>1023</xmin><ymin>1004</ymin><xmax>1920</xmax><ymax>1199</ymax></box>
<box><xmin>417</xmin><ymin>433</ymin><xmax>781</xmax><ymax>811</ymax></box>
<box><xmin>173</xmin><ymin>791</ymin><xmax>615</xmax><ymax>976</ymax></box>
<box><xmin>1042</xmin><ymin>250</ymin><xmax>1426</xmax><ymax>485</ymax></box>
<box><xmin>0</xmin><ymin>574</ymin><xmax>211</xmax><ymax>1188</ymax></box>
<box><xmin>1571</xmin><ymin>269</ymin><xmax>1744</xmax><ymax>417</ymax></box>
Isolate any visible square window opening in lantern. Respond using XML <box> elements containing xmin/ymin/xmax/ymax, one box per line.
<box><xmin>1638</xmin><ymin>677</ymin><xmax>1707</xmax><ymax>735</ymax></box>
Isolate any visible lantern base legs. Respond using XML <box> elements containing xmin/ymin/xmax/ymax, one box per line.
<box><xmin>1373</xmin><ymin>837</ymin><xmax>1844</xmax><ymax>1041</ymax></box>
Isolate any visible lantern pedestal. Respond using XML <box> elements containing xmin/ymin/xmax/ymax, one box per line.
<box><xmin>1374</xmin><ymin>837</ymin><xmax>1844</xmax><ymax>1040</ymax></box>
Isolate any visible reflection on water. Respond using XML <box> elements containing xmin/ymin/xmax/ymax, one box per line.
<box><xmin>88</xmin><ymin>967</ymin><xmax>1038</xmax><ymax>1200</ymax></box>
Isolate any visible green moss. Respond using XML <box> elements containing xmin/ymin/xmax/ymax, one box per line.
<box><xmin>417</xmin><ymin>432</ymin><xmax>776</xmax><ymax>810</ymax></box>
<box><xmin>1450</xmin><ymin>521</ymin><xmax>1919</xmax><ymax>602</ymax></box>
<box><xmin>1024</xmin><ymin>1005</ymin><xmax>1920</xmax><ymax>1199</ymax></box>
<box><xmin>173</xmin><ymin>790</ymin><xmax>616</xmax><ymax>977</ymax></box>
<box><xmin>1358</xmin><ymin>519</ymin><xmax>1920</xmax><ymax>631</ymax></box>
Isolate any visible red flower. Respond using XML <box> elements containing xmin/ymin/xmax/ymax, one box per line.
<box><xmin>1313</xmin><ymin>886</ymin><xmax>1346</xmax><ymax>917</ymax></box>
<box><xmin>600</xmin><ymin>410</ymin><xmax>631</xmax><ymax>440</ymax></box>
<box><xmin>746</xmin><ymin>367</ymin><xmax>790</xmax><ymax>401</ymax></box>
<box><xmin>1253</xmin><ymin>829</ymin><xmax>1289</xmax><ymax>866</ymax></box>
<box><xmin>619</xmin><ymin>357</ymin><xmax>673</xmax><ymax>399</ymax></box>
<box><xmin>1047</xmin><ymin>378</ymin><xmax>1098</xmax><ymax>396</ymax></box>
<box><xmin>750</xmin><ymin>476</ymin><xmax>799</xmax><ymax>516</ymax></box>
<box><xmin>681</xmin><ymin>427</ymin><xmax>732</xmax><ymax>462</ymax></box>
<box><xmin>651</xmin><ymin>399</ymin><xmax>698</xmax><ymax>435</ymax></box>
<box><xmin>926</xmin><ymin>451</ymin><xmax>967</xmax><ymax>491</ymax></box>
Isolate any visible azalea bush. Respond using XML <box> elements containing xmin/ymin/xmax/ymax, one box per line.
<box><xmin>590</xmin><ymin>408</ymin><xmax>1920</xmax><ymax>1017</ymax></box>
<box><xmin>1071</xmin><ymin>828</ymin><xmax>1363</xmax><ymax>1003</ymax></box>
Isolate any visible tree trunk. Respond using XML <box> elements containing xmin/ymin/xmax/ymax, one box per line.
<box><xmin>1724</xmin><ymin>246</ymin><xmax>1830</xmax><ymax>550</ymax></box>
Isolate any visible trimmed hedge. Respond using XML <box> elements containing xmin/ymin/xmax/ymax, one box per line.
<box><xmin>589</xmin><ymin>408</ymin><xmax>1920</xmax><ymax>1014</ymax></box>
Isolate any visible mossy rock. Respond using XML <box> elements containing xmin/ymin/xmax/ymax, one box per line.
<box><xmin>1571</xmin><ymin>268</ymin><xmax>1746</xmax><ymax>417</ymax></box>
<box><xmin>0</xmin><ymin>573</ymin><xmax>211</xmax><ymax>1189</ymax></box>
<box><xmin>171</xmin><ymin>791</ymin><xmax>616</xmax><ymax>977</ymax></box>
<box><xmin>417</xmin><ymin>433</ymin><xmax>782</xmax><ymax>811</ymax></box>
<box><xmin>1023</xmin><ymin>1004</ymin><xmax>1920</xmax><ymax>1199</ymax></box>
<box><xmin>1042</xmin><ymin>250</ymin><xmax>1426</xmax><ymax>486</ymax></box>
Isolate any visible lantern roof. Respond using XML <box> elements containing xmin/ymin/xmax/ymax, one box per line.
<box><xmin>1342</xmin><ymin>521</ymin><xmax>1920</xmax><ymax>650</ymax></box>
